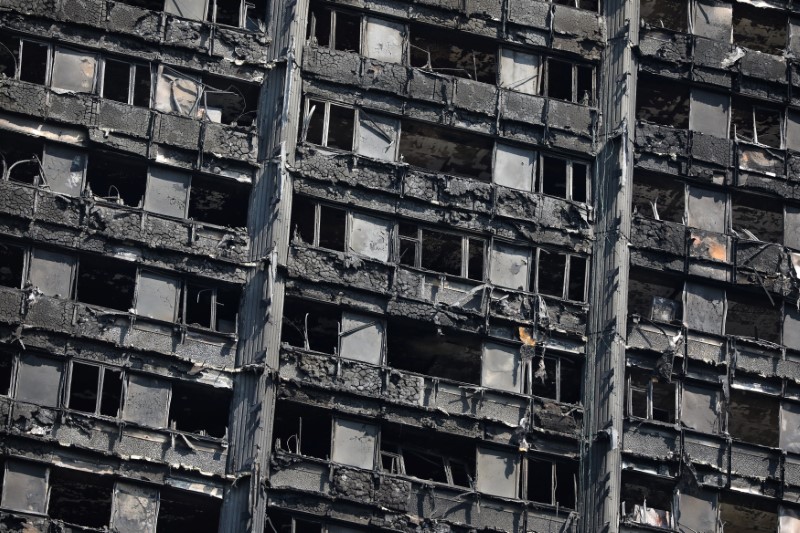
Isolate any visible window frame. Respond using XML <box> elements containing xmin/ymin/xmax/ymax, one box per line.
<box><xmin>396</xmin><ymin>223</ymin><xmax>485</xmax><ymax>281</ymax></box>
<box><xmin>626</xmin><ymin>369</ymin><xmax>677</xmax><ymax>423</ymax></box>
<box><xmin>99</xmin><ymin>58</ymin><xmax>152</xmax><ymax>107</ymax></box>
<box><xmin>65</xmin><ymin>360</ymin><xmax>124</xmax><ymax>419</ymax></box>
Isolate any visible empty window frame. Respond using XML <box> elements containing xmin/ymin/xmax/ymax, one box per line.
<box><xmin>48</xmin><ymin>467</ymin><xmax>114</xmax><ymax>529</ymax></box>
<box><xmin>545</xmin><ymin>58</ymin><xmax>594</xmax><ymax>105</ymax></box>
<box><xmin>156</xmin><ymin>487</ymin><xmax>222</xmax><ymax>533</ymax></box>
<box><xmin>101</xmin><ymin>58</ymin><xmax>151</xmax><ymax>107</ymax></box>
<box><xmin>540</xmin><ymin>155</ymin><xmax>590</xmax><ymax>202</ymax></box>
<box><xmin>525</xmin><ymin>457</ymin><xmax>578</xmax><ymax>509</ymax></box>
<box><xmin>11</xmin><ymin>38</ymin><xmax>50</xmax><ymax>85</ymax></box>
<box><xmin>398</xmin><ymin>223</ymin><xmax>484</xmax><ymax>280</ymax></box>
<box><xmin>272</xmin><ymin>400</ymin><xmax>332</xmax><ymax>459</ymax></box>
<box><xmin>380</xmin><ymin>435</ymin><xmax>475</xmax><ymax>488</ymax></box>
<box><xmin>386</xmin><ymin>319</ymin><xmax>482</xmax><ymax>384</ymax></box>
<box><xmin>535</xmin><ymin>249</ymin><xmax>588</xmax><ymax>301</ymax></box>
<box><xmin>731</xmin><ymin>96</ymin><xmax>783</xmax><ymax>148</ymax></box>
<box><xmin>67</xmin><ymin>361</ymin><xmax>123</xmax><ymax>418</ymax></box>
<box><xmin>169</xmin><ymin>380</ymin><xmax>231</xmax><ymax>438</ymax></box>
<box><xmin>409</xmin><ymin>23</ymin><xmax>497</xmax><ymax>83</ymax></box>
<box><xmin>183</xmin><ymin>281</ymin><xmax>240</xmax><ymax>333</ymax></box>
<box><xmin>626</xmin><ymin>369</ymin><xmax>676</xmax><ymax>423</ymax></box>
<box><xmin>0</xmin><ymin>130</ymin><xmax>44</xmax><ymax>184</ymax></box>
<box><xmin>553</xmin><ymin>0</ymin><xmax>598</xmax><ymax>12</ymax></box>
<box><xmin>76</xmin><ymin>254</ymin><xmax>136</xmax><ymax>311</ymax></box>
<box><xmin>165</xmin><ymin>0</ymin><xmax>267</xmax><ymax>29</ymax></box>
<box><xmin>290</xmin><ymin>197</ymin><xmax>393</xmax><ymax>261</ymax></box>
<box><xmin>302</xmin><ymin>99</ymin><xmax>355</xmax><ymax>150</ymax></box>
<box><xmin>725</xmin><ymin>291</ymin><xmax>781</xmax><ymax>344</ymax></box>
<box><xmin>732</xmin><ymin>2</ymin><xmax>787</xmax><ymax>55</ymax></box>
<box><xmin>0</xmin><ymin>243</ymin><xmax>25</xmax><ymax>289</ymax></box>
<box><xmin>531</xmin><ymin>354</ymin><xmax>582</xmax><ymax>404</ymax></box>
<box><xmin>398</xmin><ymin>119</ymin><xmax>493</xmax><ymax>181</ymax></box>
<box><xmin>307</xmin><ymin>4</ymin><xmax>362</xmax><ymax>52</ymax></box>
<box><xmin>627</xmin><ymin>268</ymin><xmax>683</xmax><ymax>323</ymax></box>
<box><xmin>636</xmin><ymin>73</ymin><xmax>689</xmax><ymax>129</ymax></box>
<box><xmin>719</xmin><ymin>493</ymin><xmax>777</xmax><ymax>533</ymax></box>
<box><xmin>730</xmin><ymin>192</ymin><xmax>783</xmax><ymax>243</ymax></box>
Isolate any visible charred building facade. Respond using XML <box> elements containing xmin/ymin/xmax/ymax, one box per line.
<box><xmin>0</xmin><ymin>0</ymin><xmax>797</xmax><ymax>530</ymax></box>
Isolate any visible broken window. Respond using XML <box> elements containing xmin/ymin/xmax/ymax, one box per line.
<box><xmin>122</xmin><ymin>373</ymin><xmax>170</xmax><ymax>427</ymax></box>
<box><xmin>546</xmin><ymin>58</ymin><xmax>593</xmax><ymax>105</ymax></box>
<box><xmin>281</xmin><ymin>297</ymin><xmax>340</xmax><ymax>353</ymax></box>
<box><xmin>731</xmin><ymin>192</ymin><xmax>782</xmax><ymax>243</ymax></box>
<box><xmin>200</xmin><ymin>72</ymin><xmax>260</xmax><ymax>126</ymax></box>
<box><xmin>732</xmin><ymin>2</ymin><xmax>787</xmax><ymax>55</ymax></box>
<box><xmin>476</xmin><ymin>447</ymin><xmax>519</xmax><ymax>498</ymax></box>
<box><xmin>631</xmin><ymin>171</ymin><xmax>685</xmax><ymax>223</ymax></box>
<box><xmin>690</xmin><ymin>88</ymin><xmax>730</xmax><ymax>138</ymax></box>
<box><xmin>0</xmin><ymin>243</ymin><xmax>24</xmax><ymax>289</ymax></box>
<box><xmin>681</xmin><ymin>383</ymin><xmax>721</xmax><ymax>433</ymax></box>
<box><xmin>399</xmin><ymin>119</ymin><xmax>493</xmax><ymax>181</ymax></box>
<box><xmin>627</xmin><ymin>369</ymin><xmax>675</xmax><ymax>422</ymax></box>
<box><xmin>481</xmin><ymin>341</ymin><xmax>522</xmax><ymax>393</ymax></box>
<box><xmin>684</xmin><ymin>282</ymin><xmax>725</xmax><ymax>335</ymax></box>
<box><xmin>0</xmin><ymin>131</ymin><xmax>43</xmax><ymax>184</ymax></box>
<box><xmin>331</xmin><ymin>418</ymin><xmax>377</xmax><ymax>469</ymax></box>
<box><xmin>356</xmin><ymin>110</ymin><xmax>399</xmax><ymax>162</ymax></box>
<box><xmin>531</xmin><ymin>354</ymin><xmax>582</xmax><ymax>404</ymax></box>
<box><xmin>0</xmin><ymin>35</ymin><xmax>19</xmax><ymax>78</ymax></box>
<box><xmin>302</xmin><ymin>99</ymin><xmax>355</xmax><ymax>151</ymax></box>
<box><xmin>86</xmin><ymin>150</ymin><xmax>147</xmax><ymax>207</ymax></box>
<box><xmin>553</xmin><ymin>0</ymin><xmax>598</xmax><ymax>11</ymax></box>
<box><xmin>525</xmin><ymin>457</ymin><xmax>578</xmax><ymax>508</ymax></box>
<box><xmin>188</xmin><ymin>174</ymin><xmax>250</xmax><ymax>228</ymax></box>
<box><xmin>387</xmin><ymin>319</ymin><xmax>482</xmax><ymax>384</ymax></box>
<box><xmin>272</xmin><ymin>401</ymin><xmax>332</xmax><ymax>458</ymax></box>
<box><xmin>1</xmin><ymin>460</ymin><xmax>48</xmax><ymax>514</ymax></box>
<box><xmin>28</xmin><ymin>248</ymin><xmax>75</xmax><ymax>298</ymax></box>
<box><xmin>0</xmin><ymin>351</ymin><xmax>12</xmax><ymax>396</ymax></box>
<box><xmin>167</xmin><ymin>0</ymin><xmax>267</xmax><ymax>29</ymax></box>
<box><xmin>110</xmin><ymin>482</ymin><xmax>159</xmax><ymax>533</ymax></box>
<box><xmin>154</xmin><ymin>66</ymin><xmax>202</xmax><ymax>117</ymax></box>
<box><xmin>68</xmin><ymin>361</ymin><xmax>123</xmax><ymax>417</ymax></box>
<box><xmin>627</xmin><ymin>268</ymin><xmax>683</xmax><ymax>322</ymax></box>
<box><xmin>156</xmin><ymin>487</ymin><xmax>221</xmax><ymax>533</ymax></box>
<box><xmin>169</xmin><ymin>380</ymin><xmax>231</xmax><ymax>438</ymax></box>
<box><xmin>289</xmin><ymin>197</ymin><xmax>348</xmax><ymax>252</ymax></box>
<box><xmin>725</xmin><ymin>291</ymin><xmax>780</xmax><ymax>344</ymax></box>
<box><xmin>409</xmin><ymin>23</ymin><xmax>496</xmax><ymax>83</ymax></box>
<box><xmin>18</xmin><ymin>40</ymin><xmax>49</xmax><ymax>85</ymax></box>
<box><xmin>494</xmin><ymin>143</ymin><xmax>537</xmax><ymax>191</ymax></box>
<box><xmin>381</xmin><ymin>424</ymin><xmax>475</xmax><ymax>488</ymax></box>
<box><xmin>308</xmin><ymin>4</ymin><xmax>361</xmax><ymax>52</ymax></box>
<box><xmin>620</xmin><ymin>473</ymin><xmax>673</xmax><ymax>527</ymax></box>
<box><xmin>339</xmin><ymin>311</ymin><xmax>385</xmax><ymax>364</ymax></box>
<box><xmin>145</xmin><ymin>166</ymin><xmax>190</xmax><ymax>219</ymax></box>
<box><xmin>728</xmin><ymin>387</ymin><xmax>779</xmax><ymax>447</ymax></box>
<box><xmin>182</xmin><ymin>281</ymin><xmax>239</xmax><ymax>333</ymax></box>
<box><xmin>720</xmin><ymin>493</ymin><xmax>777</xmax><ymax>533</ymax></box>
<box><xmin>399</xmin><ymin>224</ymin><xmax>484</xmax><ymax>280</ymax></box>
<box><xmin>640</xmin><ymin>0</ymin><xmax>687</xmax><ymax>31</ymax></box>
<box><xmin>77</xmin><ymin>254</ymin><xmax>136</xmax><ymax>311</ymax></box>
<box><xmin>41</xmin><ymin>142</ymin><xmax>86</xmax><ymax>196</ymax></box>
<box><xmin>51</xmin><ymin>48</ymin><xmax>97</xmax><ymax>94</ymax></box>
<box><xmin>499</xmin><ymin>48</ymin><xmax>541</xmax><ymax>95</ymax></box>
<box><xmin>693</xmin><ymin>0</ymin><xmax>732</xmax><ymax>41</ymax></box>
<box><xmin>731</xmin><ymin>96</ymin><xmax>783</xmax><ymax>148</ymax></box>
<box><xmin>636</xmin><ymin>73</ymin><xmax>689</xmax><ymax>128</ymax></box>
<box><xmin>15</xmin><ymin>353</ymin><xmax>63</xmax><ymax>408</ymax></box>
<box><xmin>540</xmin><ymin>156</ymin><xmax>590</xmax><ymax>202</ymax></box>
<box><xmin>363</xmin><ymin>17</ymin><xmax>404</xmax><ymax>64</ymax></box>
<box><xmin>102</xmin><ymin>58</ymin><xmax>151</xmax><ymax>107</ymax></box>
<box><xmin>49</xmin><ymin>467</ymin><xmax>113</xmax><ymax>528</ymax></box>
